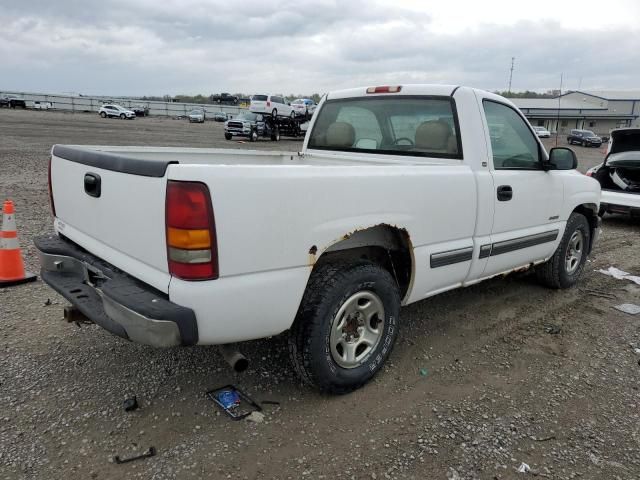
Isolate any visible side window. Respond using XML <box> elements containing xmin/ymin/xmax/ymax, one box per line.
<box><xmin>483</xmin><ymin>100</ymin><xmax>540</xmax><ymax>170</ymax></box>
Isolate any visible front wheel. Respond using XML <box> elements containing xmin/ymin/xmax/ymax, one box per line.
<box><xmin>100</xmin><ymin>112</ymin><xmax>107</xmax><ymax>118</ymax></box>
<box><xmin>288</xmin><ymin>261</ymin><xmax>400</xmax><ymax>394</ymax></box>
<box><xmin>120</xmin><ymin>113</ymin><xmax>126</xmax><ymax>119</ymax></box>
<box><xmin>271</xmin><ymin>109</ymin><xmax>277</xmax><ymax>118</ymax></box>
<box><xmin>271</xmin><ymin>127</ymin><xmax>280</xmax><ymax>141</ymax></box>
<box><xmin>249</xmin><ymin>130</ymin><xmax>258</xmax><ymax>142</ymax></box>
<box><xmin>536</xmin><ymin>212</ymin><xmax>591</xmax><ymax>289</ymax></box>
<box><xmin>224</xmin><ymin>132</ymin><xmax>232</xmax><ymax>140</ymax></box>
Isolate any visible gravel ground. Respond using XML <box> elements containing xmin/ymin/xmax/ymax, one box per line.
<box><xmin>1</xmin><ymin>109</ymin><xmax>639</xmax><ymax>480</ymax></box>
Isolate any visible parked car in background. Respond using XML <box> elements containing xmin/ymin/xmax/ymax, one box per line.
<box><xmin>224</xmin><ymin>112</ymin><xmax>275</xmax><ymax>141</ymax></box>
<box><xmin>131</xmin><ymin>104</ymin><xmax>149</xmax><ymax>117</ymax></box>
<box><xmin>211</xmin><ymin>93</ymin><xmax>239</xmax><ymax>105</ymax></box>
<box><xmin>99</xmin><ymin>104</ymin><xmax>136</xmax><ymax>119</ymax></box>
<box><xmin>188</xmin><ymin>109</ymin><xmax>206</xmax><ymax>123</ymax></box>
<box><xmin>567</xmin><ymin>129</ymin><xmax>602</xmax><ymax>147</ymax></box>
<box><xmin>0</xmin><ymin>94</ymin><xmax>27</xmax><ymax>108</ymax></box>
<box><xmin>290</xmin><ymin>98</ymin><xmax>316</xmax><ymax>117</ymax></box>
<box><xmin>587</xmin><ymin>128</ymin><xmax>640</xmax><ymax>217</ymax></box>
<box><xmin>38</xmin><ymin>84</ymin><xmax>601</xmax><ymax>394</ymax></box>
<box><xmin>249</xmin><ymin>94</ymin><xmax>294</xmax><ymax>118</ymax></box>
<box><xmin>33</xmin><ymin>101</ymin><xmax>53</xmax><ymax>110</ymax></box>
<box><xmin>213</xmin><ymin>112</ymin><xmax>228</xmax><ymax>122</ymax></box>
<box><xmin>532</xmin><ymin>126</ymin><xmax>550</xmax><ymax>138</ymax></box>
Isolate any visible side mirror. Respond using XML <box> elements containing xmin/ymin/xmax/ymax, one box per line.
<box><xmin>547</xmin><ymin>147</ymin><xmax>577</xmax><ymax>170</ymax></box>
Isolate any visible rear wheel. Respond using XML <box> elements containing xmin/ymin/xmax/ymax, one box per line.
<box><xmin>290</xmin><ymin>110</ymin><xmax>296</xmax><ymax>119</ymax></box>
<box><xmin>272</xmin><ymin>109</ymin><xmax>277</xmax><ymax>118</ymax></box>
<box><xmin>536</xmin><ymin>212</ymin><xmax>590</xmax><ymax>289</ymax></box>
<box><xmin>224</xmin><ymin>132</ymin><xmax>232</xmax><ymax>140</ymax></box>
<box><xmin>288</xmin><ymin>261</ymin><xmax>400</xmax><ymax>394</ymax></box>
<box><xmin>100</xmin><ymin>112</ymin><xmax>107</xmax><ymax>118</ymax></box>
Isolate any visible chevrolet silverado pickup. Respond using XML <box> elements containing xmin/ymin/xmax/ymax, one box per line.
<box><xmin>36</xmin><ymin>84</ymin><xmax>601</xmax><ymax>394</ymax></box>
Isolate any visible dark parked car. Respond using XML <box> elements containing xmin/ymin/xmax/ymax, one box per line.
<box><xmin>213</xmin><ymin>112</ymin><xmax>228</xmax><ymax>122</ymax></box>
<box><xmin>224</xmin><ymin>112</ymin><xmax>277</xmax><ymax>142</ymax></box>
<box><xmin>0</xmin><ymin>94</ymin><xmax>27</xmax><ymax>108</ymax></box>
<box><xmin>131</xmin><ymin>104</ymin><xmax>149</xmax><ymax>116</ymax></box>
<box><xmin>567</xmin><ymin>129</ymin><xmax>602</xmax><ymax>147</ymax></box>
<box><xmin>211</xmin><ymin>93</ymin><xmax>239</xmax><ymax>105</ymax></box>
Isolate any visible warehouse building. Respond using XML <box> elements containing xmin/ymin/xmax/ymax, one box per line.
<box><xmin>513</xmin><ymin>90</ymin><xmax>640</xmax><ymax>137</ymax></box>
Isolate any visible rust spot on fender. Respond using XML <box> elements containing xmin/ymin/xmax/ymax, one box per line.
<box><xmin>308</xmin><ymin>245</ymin><xmax>318</xmax><ymax>255</ymax></box>
<box><xmin>308</xmin><ymin>245</ymin><xmax>318</xmax><ymax>266</ymax></box>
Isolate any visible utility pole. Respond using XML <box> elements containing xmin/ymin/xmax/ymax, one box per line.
<box><xmin>508</xmin><ymin>57</ymin><xmax>515</xmax><ymax>94</ymax></box>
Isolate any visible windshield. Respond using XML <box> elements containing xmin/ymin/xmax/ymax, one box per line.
<box><xmin>308</xmin><ymin>96</ymin><xmax>461</xmax><ymax>158</ymax></box>
<box><xmin>235</xmin><ymin>113</ymin><xmax>258</xmax><ymax>121</ymax></box>
<box><xmin>583</xmin><ymin>130</ymin><xmax>596</xmax><ymax>136</ymax></box>
<box><xmin>189</xmin><ymin>110</ymin><xmax>202</xmax><ymax>115</ymax></box>
<box><xmin>252</xmin><ymin>95</ymin><xmax>268</xmax><ymax>101</ymax></box>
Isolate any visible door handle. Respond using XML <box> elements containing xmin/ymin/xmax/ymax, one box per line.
<box><xmin>497</xmin><ymin>185</ymin><xmax>512</xmax><ymax>201</ymax></box>
<box><xmin>84</xmin><ymin>173</ymin><xmax>101</xmax><ymax>198</ymax></box>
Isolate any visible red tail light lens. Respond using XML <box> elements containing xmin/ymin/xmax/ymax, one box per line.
<box><xmin>48</xmin><ymin>157</ymin><xmax>56</xmax><ymax>216</ymax></box>
<box><xmin>366</xmin><ymin>85</ymin><xmax>402</xmax><ymax>94</ymax></box>
<box><xmin>266</xmin><ymin>100</ymin><xmax>271</xmax><ymax>107</ymax></box>
<box><xmin>166</xmin><ymin>181</ymin><xmax>218</xmax><ymax>280</ymax></box>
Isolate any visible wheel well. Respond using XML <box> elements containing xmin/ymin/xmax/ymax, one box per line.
<box><xmin>313</xmin><ymin>225</ymin><xmax>413</xmax><ymax>301</ymax></box>
<box><xmin>572</xmin><ymin>203</ymin><xmax>598</xmax><ymax>253</ymax></box>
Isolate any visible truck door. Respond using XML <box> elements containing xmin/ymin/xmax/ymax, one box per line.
<box><xmin>480</xmin><ymin>98</ymin><xmax>563</xmax><ymax>278</ymax></box>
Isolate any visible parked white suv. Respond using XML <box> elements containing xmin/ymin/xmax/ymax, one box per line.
<box><xmin>249</xmin><ymin>94</ymin><xmax>294</xmax><ymax>118</ymax></box>
<box><xmin>99</xmin><ymin>104</ymin><xmax>136</xmax><ymax>119</ymax></box>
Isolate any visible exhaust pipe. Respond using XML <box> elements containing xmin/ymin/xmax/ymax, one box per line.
<box><xmin>218</xmin><ymin>344</ymin><xmax>249</xmax><ymax>373</ymax></box>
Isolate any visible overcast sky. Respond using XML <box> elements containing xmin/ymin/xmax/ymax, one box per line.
<box><xmin>1</xmin><ymin>0</ymin><xmax>639</xmax><ymax>96</ymax></box>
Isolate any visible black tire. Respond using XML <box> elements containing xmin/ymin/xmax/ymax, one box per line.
<box><xmin>272</xmin><ymin>109</ymin><xmax>277</xmax><ymax>119</ymax></box>
<box><xmin>536</xmin><ymin>212</ymin><xmax>591</xmax><ymax>289</ymax></box>
<box><xmin>100</xmin><ymin>112</ymin><xmax>107</xmax><ymax>118</ymax></box>
<box><xmin>224</xmin><ymin>132</ymin><xmax>232</xmax><ymax>140</ymax></box>
<box><xmin>249</xmin><ymin>130</ymin><xmax>258</xmax><ymax>142</ymax></box>
<box><xmin>120</xmin><ymin>113</ymin><xmax>126</xmax><ymax>119</ymax></box>
<box><xmin>288</xmin><ymin>261</ymin><xmax>400</xmax><ymax>394</ymax></box>
<box><xmin>290</xmin><ymin>110</ymin><xmax>296</xmax><ymax>119</ymax></box>
<box><xmin>271</xmin><ymin>127</ymin><xmax>280</xmax><ymax>141</ymax></box>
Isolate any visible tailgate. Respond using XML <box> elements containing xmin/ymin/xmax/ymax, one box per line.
<box><xmin>50</xmin><ymin>145</ymin><xmax>172</xmax><ymax>293</ymax></box>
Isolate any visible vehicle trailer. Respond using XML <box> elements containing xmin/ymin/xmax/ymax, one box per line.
<box><xmin>37</xmin><ymin>84</ymin><xmax>601</xmax><ymax>394</ymax></box>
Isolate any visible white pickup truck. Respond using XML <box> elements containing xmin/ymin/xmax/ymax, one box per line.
<box><xmin>36</xmin><ymin>84</ymin><xmax>601</xmax><ymax>394</ymax></box>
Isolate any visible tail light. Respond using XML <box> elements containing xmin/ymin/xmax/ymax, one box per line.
<box><xmin>266</xmin><ymin>100</ymin><xmax>271</xmax><ymax>107</ymax></box>
<box><xmin>48</xmin><ymin>157</ymin><xmax>56</xmax><ymax>216</ymax></box>
<box><xmin>166</xmin><ymin>181</ymin><xmax>218</xmax><ymax>280</ymax></box>
<box><xmin>585</xmin><ymin>171</ymin><xmax>593</xmax><ymax>177</ymax></box>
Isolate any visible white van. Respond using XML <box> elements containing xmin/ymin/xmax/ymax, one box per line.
<box><xmin>249</xmin><ymin>94</ymin><xmax>294</xmax><ymax>118</ymax></box>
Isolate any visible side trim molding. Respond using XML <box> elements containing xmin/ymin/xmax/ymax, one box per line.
<box><xmin>430</xmin><ymin>246</ymin><xmax>473</xmax><ymax>268</ymax></box>
<box><xmin>480</xmin><ymin>230</ymin><xmax>559</xmax><ymax>259</ymax></box>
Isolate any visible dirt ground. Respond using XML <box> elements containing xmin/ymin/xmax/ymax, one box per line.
<box><xmin>1</xmin><ymin>109</ymin><xmax>639</xmax><ymax>480</ymax></box>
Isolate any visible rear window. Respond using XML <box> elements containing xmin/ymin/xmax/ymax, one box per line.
<box><xmin>308</xmin><ymin>96</ymin><xmax>461</xmax><ymax>158</ymax></box>
<box><xmin>252</xmin><ymin>95</ymin><xmax>268</xmax><ymax>101</ymax></box>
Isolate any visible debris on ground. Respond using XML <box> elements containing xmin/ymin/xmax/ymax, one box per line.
<box><xmin>43</xmin><ymin>298</ymin><xmax>52</xmax><ymax>306</ymax></box>
<box><xmin>123</xmin><ymin>396</ymin><xmax>139</xmax><ymax>412</ymax></box>
<box><xmin>207</xmin><ymin>385</ymin><xmax>262</xmax><ymax>420</ymax></box>
<box><xmin>614</xmin><ymin>303</ymin><xmax>640</xmax><ymax>315</ymax></box>
<box><xmin>113</xmin><ymin>446</ymin><xmax>157</xmax><ymax>464</ymax></box>
<box><xmin>545</xmin><ymin>325</ymin><xmax>562</xmax><ymax>334</ymax></box>
<box><xmin>516</xmin><ymin>462</ymin><xmax>531</xmax><ymax>473</ymax></box>
<box><xmin>246</xmin><ymin>411</ymin><xmax>265</xmax><ymax>423</ymax></box>
<box><xmin>419</xmin><ymin>368</ymin><xmax>429</xmax><ymax>376</ymax></box>
<box><xmin>597</xmin><ymin>267</ymin><xmax>640</xmax><ymax>285</ymax></box>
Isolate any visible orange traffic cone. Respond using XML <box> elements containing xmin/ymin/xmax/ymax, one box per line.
<box><xmin>0</xmin><ymin>200</ymin><xmax>36</xmax><ymax>287</ymax></box>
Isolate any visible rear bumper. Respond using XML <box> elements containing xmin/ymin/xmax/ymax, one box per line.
<box><xmin>34</xmin><ymin>235</ymin><xmax>198</xmax><ymax>347</ymax></box>
<box><xmin>601</xmin><ymin>189</ymin><xmax>640</xmax><ymax>214</ymax></box>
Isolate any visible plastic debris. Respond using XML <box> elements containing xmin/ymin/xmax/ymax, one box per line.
<box><xmin>516</xmin><ymin>462</ymin><xmax>531</xmax><ymax>473</ymax></box>
<box><xmin>597</xmin><ymin>267</ymin><xmax>640</xmax><ymax>286</ymax></box>
<box><xmin>419</xmin><ymin>368</ymin><xmax>428</xmax><ymax>377</ymax></box>
<box><xmin>545</xmin><ymin>325</ymin><xmax>561</xmax><ymax>334</ymax></box>
<box><xmin>614</xmin><ymin>303</ymin><xmax>640</xmax><ymax>315</ymax></box>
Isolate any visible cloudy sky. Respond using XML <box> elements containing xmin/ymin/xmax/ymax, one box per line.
<box><xmin>1</xmin><ymin>0</ymin><xmax>639</xmax><ymax>96</ymax></box>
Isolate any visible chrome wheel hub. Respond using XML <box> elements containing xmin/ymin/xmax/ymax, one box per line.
<box><xmin>330</xmin><ymin>291</ymin><xmax>384</xmax><ymax>369</ymax></box>
<box><xmin>565</xmin><ymin>230</ymin><xmax>584</xmax><ymax>274</ymax></box>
